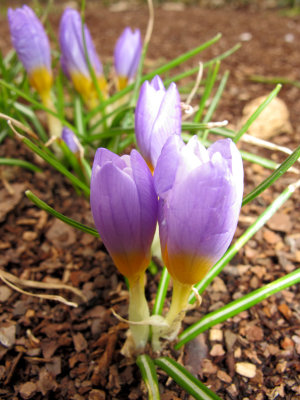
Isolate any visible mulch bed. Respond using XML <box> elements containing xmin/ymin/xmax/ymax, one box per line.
<box><xmin>0</xmin><ymin>2</ymin><xmax>300</xmax><ymax>399</ymax></box>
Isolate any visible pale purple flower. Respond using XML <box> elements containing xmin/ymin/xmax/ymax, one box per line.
<box><xmin>114</xmin><ymin>27</ymin><xmax>142</xmax><ymax>87</ymax></box>
<box><xmin>90</xmin><ymin>148</ymin><xmax>158</xmax><ymax>282</ymax></box>
<box><xmin>135</xmin><ymin>75</ymin><xmax>181</xmax><ymax>172</ymax></box>
<box><xmin>154</xmin><ymin>135</ymin><xmax>244</xmax><ymax>285</ymax></box>
<box><xmin>59</xmin><ymin>8</ymin><xmax>102</xmax><ymax>80</ymax></box>
<box><xmin>7</xmin><ymin>5</ymin><xmax>52</xmax><ymax>93</ymax></box>
<box><xmin>61</xmin><ymin>127</ymin><xmax>80</xmax><ymax>154</ymax></box>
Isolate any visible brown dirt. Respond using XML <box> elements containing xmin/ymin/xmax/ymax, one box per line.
<box><xmin>0</xmin><ymin>2</ymin><xmax>300</xmax><ymax>400</ymax></box>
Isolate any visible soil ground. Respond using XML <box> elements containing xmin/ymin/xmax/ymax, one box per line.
<box><xmin>0</xmin><ymin>1</ymin><xmax>300</xmax><ymax>399</ymax></box>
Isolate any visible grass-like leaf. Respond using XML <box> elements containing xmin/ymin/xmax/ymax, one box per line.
<box><xmin>21</xmin><ymin>137</ymin><xmax>90</xmax><ymax>196</ymax></box>
<box><xmin>0</xmin><ymin>158</ymin><xmax>42</xmax><ymax>173</ymax></box>
<box><xmin>155</xmin><ymin>357</ymin><xmax>222</xmax><ymax>400</ymax></box>
<box><xmin>194</xmin><ymin>61</ymin><xmax>220</xmax><ymax>123</ymax></box>
<box><xmin>202</xmin><ymin>70</ymin><xmax>229</xmax><ymax>124</ymax></box>
<box><xmin>26</xmin><ymin>190</ymin><xmax>99</xmax><ymax>237</ymax></box>
<box><xmin>164</xmin><ymin>43</ymin><xmax>241</xmax><ymax>87</ymax></box>
<box><xmin>152</xmin><ymin>267</ymin><xmax>170</xmax><ymax>316</ymax></box>
<box><xmin>189</xmin><ymin>181</ymin><xmax>300</xmax><ymax>304</ymax></box>
<box><xmin>0</xmin><ymin>79</ymin><xmax>77</xmax><ymax>134</ymax></box>
<box><xmin>136</xmin><ymin>355</ymin><xmax>160</xmax><ymax>400</ymax></box>
<box><xmin>242</xmin><ymin>144</ymin><xmax>300</xmax><ymax>206</ymax></box>
<box><xmin>177</xmin><ymin>268</ymin><xmax>300</xmax><ymax>348</ymax></box>
<box><xmin>86</xmin><ymin>33</ymin><xmax>223</xmax><ymax>121</ymax></box>
<box><xmin>233</xmin><ymin>84</ymin><xmax>282</xmax><ymax>143</ymax></box>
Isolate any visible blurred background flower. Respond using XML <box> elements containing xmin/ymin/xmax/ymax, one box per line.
<box><xmin>8</xmin><ymin>5</ymin><xmax>52</xmax><ymax>101</ymax></box>
<box><xmin>114</xmin><ymin>27</ymin><xmax>142</xmax><ymax>90</ymax></box>
<box><xmin>59</xmin><ymin>8</ymin><xmax>107</xmax><ymax>109</ymax></box>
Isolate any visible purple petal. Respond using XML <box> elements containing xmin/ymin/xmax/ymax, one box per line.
<box><xmin>59</xmin><ymin>8</ymin><xmax>102</xmax><ymax>79</ymax></box>
<box><xmin>91</xmin><ymin>161</ymin><xmax>141</xmax><ymax>256</ymax></box>
<box><xmin>149</xmin><ymin>82</ymin><xmax>182</xmax><ymax>166</ymax></box>
<box><xmin>61</xmin><ymin>127</ymin><xmax>79</xmax><ymax>153</ymax></box>
<box><xmin>164</xmin><ymin>157</ymin><xmax>240</xmax><ymax>264</ymax></box>
<box><xmin>130</xmin><ymin>150</ymin><xmax>158</xmax><ymax>251</ymax></box>
<box><xmin>90</xmin><ymin>148</ymin><xmax>158</xmax><ymax>279</ymax></box>
<box><xmin>135</xmin><ymin>80</ymin><xmax>166</xmax><ymax>165</ymax></box>
<box><xmin>156</xmin><ymin>137</ymin><xmax>243</xmax><ymax>284</ymax></box>
<box><xmin>8</xmin><ymin>5</ymin><xmax>51</xmax><ymax>73</ymax></box>
<box><xmin>114</xmin><ymin>27</ymin><xmax>142</xmax><ymax>80</ymax></box>
<box><xmin>150</xmin><ymin>75</ymin><xmax>165</xmax><ymax>90</ymax></box>
<box><xmin>154</xmin><ymin>135</ymin><xmax>184</xmax><ymax>198</ymax></box>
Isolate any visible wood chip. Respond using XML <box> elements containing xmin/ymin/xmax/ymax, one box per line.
<box><xmin>235</xmin><ymin>362</ymin><xmax>257</xmax><ymax>378</ymax></box>
<box><xmin>210</xmin><ymin>344</ymin><xmax>225</xmax><ymax>357</ymax></box>
<box><xmin>19</xmin><ymin>381</ymin><xmax>37</xmax><ymax>399</ymax></box>
<box><xmin>0</xmin><ymin>324</ymin><xmax>16</xmax><ymax>347</ymax></box>
<box><xmin>263</xmin><ymin>229</ymin><xmax>281</xmax><ymax>244</ymax></box>
<box><xmin>209</xmin><ymin>329</ymin><xmax>223</xmax><ymax>342</ymax></box>
<box><xmin>245</xmin><ymin>325</ymin><xmax>264</xmax><ymax>342</ymax></box>
<box><xmin>73</xmin><ymin>332</ymin><xmax>88</xmax><ymax>353</ymax></box>
<box><xmin>217</xmin><ymin>370</ymin><xmax>232</xmax><ymax>383</ymax></box>
<box><xmin>0</xmin><ymin>285</ymin><xmax>12</xmax><ymax>302</ymax></box>
<box><xmin>278</xmin><ymin>303</ymin><xmax>292</xmax><ymax>320</ymax></box>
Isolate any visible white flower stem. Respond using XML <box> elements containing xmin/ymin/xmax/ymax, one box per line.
<box><xmin>128</xmin><ymin>273</ymin><xmax>150</xmax><ymax>350</ymax></box>
<box><xmin>42</xmin><ymin>92</ymin><xmax>62</xmax><ymax>140</ymax></box>
<box><xmin>151</xmin><ymin>278</ymin><xmax>192</xmax><ymax>352</ymax></box>
<box><xmin>165</xmin><ymin>278</ymin><xmax>192</xmax><ymax>332</ymax></box>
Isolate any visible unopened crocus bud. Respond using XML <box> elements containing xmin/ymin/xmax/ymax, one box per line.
<box><xmin>90</xmin><ymin>148</ymin><xmax>158</xmax><ymax>349</ymax></box>
<box><xmin>59</xmin><ymin>8</ymin><xmax>107</xmax><ymax>109</ymax></box>
<box><xmin>114</xmin><ymin>27</ymin><xmax>142</xmax><ymax>90</ymax></box>
<box><xmin>155</xmin><ymin>135</ymin><xmax>244</xmax><ymax>286</ymax></box>
<box><xmin>90</xmin><ymin>148</ymin><xmax>158</xmax><ymax>282</ymax></box>
<box><xmin>152</xmin><ymin>135</ymin><xmax>243</xmax><ymax>345</ymax></box>
<box><xmin>135</xmin><ymin>76</ymin><xmax>181</xmax><ymax>172</ymax></box>
<box><xmin>8</xmin><ymin>5</ymin><xmax>52</xmax><ymax>100</ymax></box>
<box><xmin>61</xmin><ymin>127</ymin><xmax>80</xmax><ymax>154</ymax></box>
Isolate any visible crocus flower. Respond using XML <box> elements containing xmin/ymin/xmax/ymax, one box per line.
<box><xmin>59</xmin><ymin>8</ymin><xmax>107</xmax><ymax>108</ymax></box>
<box><xmin>61</xmin><ymin>127</ymin><xmax>80</xmax><ymax>154</ymax></box>
<box><xmin>8</xmin><ymin>5</ymin><xmax>52</xmax><ymax>100</ymax></box>
<box><xmin>135</xmin><ymin>75</ymin><xmax>181</xmax><ymax>172</ymax></box>
<box><xmin>90</xmin><ymin>148</ymin><xmax>158</xmax><ymax>282</ymax></box>
<box><xmin>114</xmin><ymin>27</ymin><xmax>142</xmax><ymax>90</ymax></box>
<box><xmin>154</xmin><ymin>135</ymin><xmax>244</xmax><ymax>286</ymax></box>
<box><xmin>91</xmin><ymin>148</ymin><xmax>158</xmax><ymax>349</ymax></box>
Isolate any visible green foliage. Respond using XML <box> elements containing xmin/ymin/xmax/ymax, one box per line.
<box><xmin>1</xmin><ymin>2</ymin><xmax>300</xmax><ymax>399</ymax></box>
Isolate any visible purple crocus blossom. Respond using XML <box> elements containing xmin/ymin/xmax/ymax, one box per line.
<box><xmin>61</xmin><ymin>127</ymin><xmax>80</xmax><ymax>154</ymax></box>
<box><xmin>154</xmin><ymin>135</ymin><xmax>244</xmax><ymax>285</ymax></box>
<box><xmin>90</xmin><ymin>148</ymin><xmax>158</xmax><ymax>282</ymax></box>
<box><xmin>8</xmin><ymin>5</ymin><xmax>52</xmax><ymax>93</ymax></box>
<box><xmin>59</xmin><ymin>8</ymin><xmax>102</xmax><ymax>79</ymax></box>
<box><xmin>114</xmin><ymin>27</ymin><xmax>142</xmax><ymax>84</ymax></box>
<box><xmin>135</xmin><ymin>76</ymin><xmax>181</xmax><ymax>172</ymax></box>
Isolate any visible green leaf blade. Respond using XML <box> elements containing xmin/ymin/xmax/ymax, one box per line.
<box><xmin>177</xmin><ymin>268</ymin><xmax>300</xmax><ymax>349</ymax></box>
<box><xmin>155</xmin><ymin>357</ymin><xmax>222</xmax><ymax>400</ymax></box>
<box><xmin>136</xmin><ymin>354</ymin><xmax>160</xmax><ymax>400</ymax></box>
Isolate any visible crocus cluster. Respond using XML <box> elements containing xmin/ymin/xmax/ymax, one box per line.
<box><xmin>90</xmin><ymin>75</ymin><xmax>244</xmax><ymax>350</ymax></box>
<box><xmin>8</xmin><ymin>5</ymin><xmax>142</xmax><ymax>111</ymax></box>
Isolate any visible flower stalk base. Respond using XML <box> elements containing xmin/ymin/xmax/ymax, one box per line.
<box><xmin>128</xmin><ymin>273</ymin><xmax>150</xmax><ymax>350</ymax></box>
